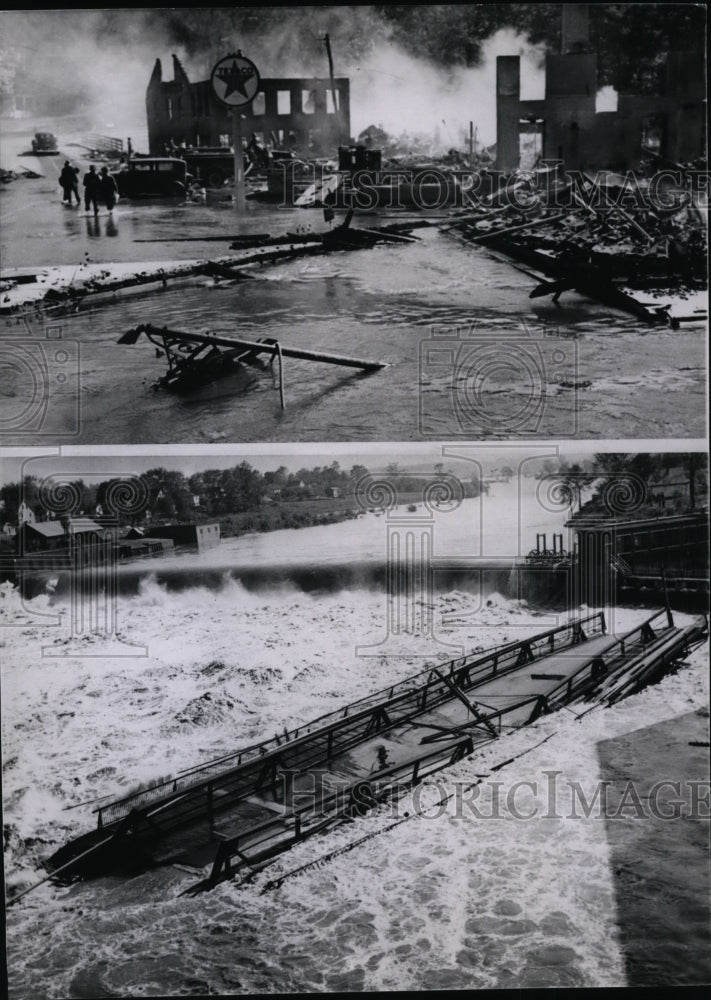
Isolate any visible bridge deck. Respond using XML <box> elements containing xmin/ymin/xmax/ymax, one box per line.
<box><xmin>45</xmin><ymin>609</ymin><xmax>706</xmax><ymax>890</ymax></box>
<box><xmin>151</xmin><ymin>631</ymin><xmax>628</xmax><ymax>867</ymax></box>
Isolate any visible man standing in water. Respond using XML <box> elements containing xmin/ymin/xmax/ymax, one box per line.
<box><xmin>59</xmin><ymin>161</ymin><xmax>80</xmax><ymax>205</ymax></box>
<box><xmin>99</xmin><ymin>166</ymin><xmax>119</xmax><ymax>213</ymax></box>
<box><xmin>83</xmin><ymin>165</ymin><xmax>100</xmax><ymax>214</ymax></box>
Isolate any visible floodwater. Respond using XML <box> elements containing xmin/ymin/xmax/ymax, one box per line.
<box><xmin>599</xmin><ymin>710</ymin><xmax>711</xmax><ymax>987</ymax></box>
<box><xmin>3</xmin><ymin>564</ymin><xmax>709</xmax><ymax>996</ymax></box>
<box><xmin>24</xmin><ymin>481</ymin><xmax>577</xmax><ymax>637</ymax></box>
<box><xmin>123</xmin><ymin>480</ymin><xmax>572</xmax><ymax>571</ymax></box>
<box><xmin>1</xmin><ymin>144</ymin><xmax>706</xmax><ymax>443</ymax></box>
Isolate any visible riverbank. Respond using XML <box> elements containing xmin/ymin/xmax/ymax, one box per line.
<box><xmin>218</xmin><ymin>490</ymin><xmax>485</xmax><ymax>537</ymax></box>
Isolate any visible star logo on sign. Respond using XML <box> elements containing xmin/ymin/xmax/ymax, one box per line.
<box><xmin>217</xmin><ymin>60</ymin><xmax>254</xmax><ymax>99</ymax></box>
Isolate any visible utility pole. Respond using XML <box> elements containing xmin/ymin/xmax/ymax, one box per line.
<box><xmin>323</xmin><ymin>33</ymin><xmax>338</xmax><ymax>112</ymax></box>
<box><xmin>231</xmin><ymin>108</ymin><xmax>246</xmax><ymax>212</ymax></box>
<box><xmin>323</xmin><ymin>31</ymin><xmax>345</xmax><ymax>145</ymax></box>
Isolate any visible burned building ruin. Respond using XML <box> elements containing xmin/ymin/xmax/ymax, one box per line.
<box><xmin>496</xmin><ymin>3</ymin><xmax>706</xmax><ymax>172</ymax></box>
<box><xmin>146</xmin><ymin>55</ymin><xmax>350</xmax><ymax>155</ymax></box>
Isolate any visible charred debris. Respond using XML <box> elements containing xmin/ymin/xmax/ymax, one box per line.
<box><xmin>3</xmin><ymin>158</ymin><xmax>705</xmax><ymax>331</ymax></box>
<box><xmin>442</xmin><ymin>165</ymin><xmax>707</xmax><ymax>327</ymax></box>
<box><xmin>110</xmin><ymin>170</ymin><xmax>706</xmax><ymax>398</ymax></box>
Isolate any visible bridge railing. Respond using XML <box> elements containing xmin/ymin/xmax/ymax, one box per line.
<box><xmin>94</xmin><ymin>611</ymin><xmax>605</xmax><ymax>828</ymax></box>
<box><xmin>206</xmin><ymin>729</ymin><xmax>497</xmax><ymax>886</ymax></box>
<box><xmin>81</xmin><ymin>134</ymin><xmax>124</xmax><ymax>153</ymax></box>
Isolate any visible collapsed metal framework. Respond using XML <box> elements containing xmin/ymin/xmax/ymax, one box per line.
<box><xmin>444</xmin><ymin>205</ymin><xmax>707</xmax><ymax>329</ymax></box>
<box><xmin>93</xmin><ymin>613</ymin><xmax>606</xmax><ymax>821</ymax></box>
<box><xmin>36</xmin><ymin>606</ymin><xmax>706</xmax><ymax>898</ymax></box>
<box><xmin>119</xmin><ymin>322</ymin><xmax>388</xmax><ymax>395</ymax></box>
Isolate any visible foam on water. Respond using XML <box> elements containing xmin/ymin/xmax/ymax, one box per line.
<box><xmin>3</xmin><ymin>572</ymin><xmax>708</xmax><ymax>996</ymax></box>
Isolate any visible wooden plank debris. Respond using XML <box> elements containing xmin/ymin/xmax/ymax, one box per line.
<box><xmin>441</xmin><ymin>172</ymin><xmax>707</xmax><ymax>326</ymax></box>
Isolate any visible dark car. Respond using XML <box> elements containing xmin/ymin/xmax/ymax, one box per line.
<box><xmin>114</xmin><ymin>157</ymin><xmax>190</xmax><ymax>198</ymax></box>
<box><xmin>31</xmin><ymin>132</ymin><xmax>59</xmax><ymax>154</ymax></box>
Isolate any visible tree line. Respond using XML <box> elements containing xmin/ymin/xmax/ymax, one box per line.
<box><xmin>2</xmin><ymin>454</ymin><xmax>702</xmax><ymax>537</ymax></box>
<box><xmin>554</xmin><ymin>453</ymin><xmax>708</xmax><ymax>517</ymax></box>
<box><xmin>0</xmin><ymin>460</ymin><xmax>487</xmax><ymax>528</ymax></box>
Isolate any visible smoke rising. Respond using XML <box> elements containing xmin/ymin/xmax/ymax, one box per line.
<box><xmin>347</xmin><ymin>29</ymin><xmax>545</xmax><ymax>146</ymax></box>
<box><xmin>1</xmin><ymin>9</ymin><xmax>546</xmax><ymax>150</ymax></box>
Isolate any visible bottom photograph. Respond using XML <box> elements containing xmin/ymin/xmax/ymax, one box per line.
<box><xmin>1</xmin><ymin>444</ymin><xmax>709</xmax><ymax>995</ymax></box>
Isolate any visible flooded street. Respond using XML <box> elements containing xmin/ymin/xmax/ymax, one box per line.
<box><xmin>1</xmin><ymin>143</ymin><xmax>705</xmax><ymax>443</ymax></box>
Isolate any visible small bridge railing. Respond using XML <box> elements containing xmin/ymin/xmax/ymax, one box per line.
<box><xmin>81</xmin><ymin>134</ymin><xmax>124</xmax><ymax>153</ymax></box>
<box><xmin>205</xmin><ymin>730</ymin><xmax>497</xmax><ymax>887</ymax></box>
<box><xmin>544</xmin><ymin>609</ymin><xmax>672</xmax><ymax>707</ymax></box>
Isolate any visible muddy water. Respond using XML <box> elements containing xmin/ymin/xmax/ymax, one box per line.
<box><xmin>1</xmin><ymin>173</ymin><xmax>706</xmax><ymax>443</ymax></box>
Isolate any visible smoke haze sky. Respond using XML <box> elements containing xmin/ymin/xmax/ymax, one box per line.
<box><xmin>1</xmin><ymin>8</ymin><xmax>547</xmax><ymax>146</ymax></box>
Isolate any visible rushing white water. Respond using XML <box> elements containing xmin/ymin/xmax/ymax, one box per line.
<box><xmin>3</xmin><ymin>542</ymin><xmax>708</xmax><ymax>997</ymax></box>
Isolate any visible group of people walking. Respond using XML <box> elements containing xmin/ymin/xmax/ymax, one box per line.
<box><xmin>59</xmin><ymin>161</ymin><xmax>118</xmax><ymax>214</ymax></box>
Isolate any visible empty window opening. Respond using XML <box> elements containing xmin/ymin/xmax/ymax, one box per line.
<box><xmin>595</xmin><ymin>85</ymin><xmax>618</xmax><ymax>113</ymax></box>
<box><xmin>519</xmin><ymin>118</ymin><xmax>543</xmax><ymax>170</ymax></box>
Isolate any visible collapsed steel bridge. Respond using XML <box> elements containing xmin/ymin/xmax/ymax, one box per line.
<box><xmin>43</xmin><ymin>608</ymin><xmax>706</xmax><ymax>894</ymax></box>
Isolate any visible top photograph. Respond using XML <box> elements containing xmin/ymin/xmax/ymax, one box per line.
<box><xmin>0</xmin><ymin>3</ymin><xmax>707</xmax><ymax>444</ymax></box>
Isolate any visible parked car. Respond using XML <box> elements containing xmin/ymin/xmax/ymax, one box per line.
<box><xmin>31</xmin><ymin>132</ymin><xmax>59</xmax><ymax>154</ymax></box>
<box><xmin>113</xmin><ymin>157</ymin><xmax>190</xmax><ymax>198</ymax></box>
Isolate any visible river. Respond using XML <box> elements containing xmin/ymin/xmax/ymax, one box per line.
<box><xmin>2</xmin><ymin>483</ymin><xmax>709</xmax><ymax>994</ymax></box>
<box><xmin>2</xmin><ymin>565</ymin><xmax>708</xmax><ymax>995</ymax></box>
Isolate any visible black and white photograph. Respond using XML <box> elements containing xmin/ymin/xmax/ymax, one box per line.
<box><xmin>1</xmin><ymin>4</ymin><xmax>709</xmax><ymax>999</ymax></box>
<box><xmin>1</xmin><ymin>443</ymin><xmax>709</xmax><ymax>993</ymax></box>
<box><xmin>0</xmin><ymin>4</ymin><xmax>707</xmax><ymax>442</ymax></box>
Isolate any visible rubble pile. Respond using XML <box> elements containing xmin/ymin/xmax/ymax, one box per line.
<box><xmin>0</xmin><ymin>165</ymin><xmax>42</xmax><ymax>183</ymax></box>
<box><xmin>442</xmin><ymin>171</ymin><xmax>708</xmax><ymax>326</ymax></box>
<box><xmin>357</xmin><ymin>124</ymin><xmax>495</xmax><ymax>169</ymax></box>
